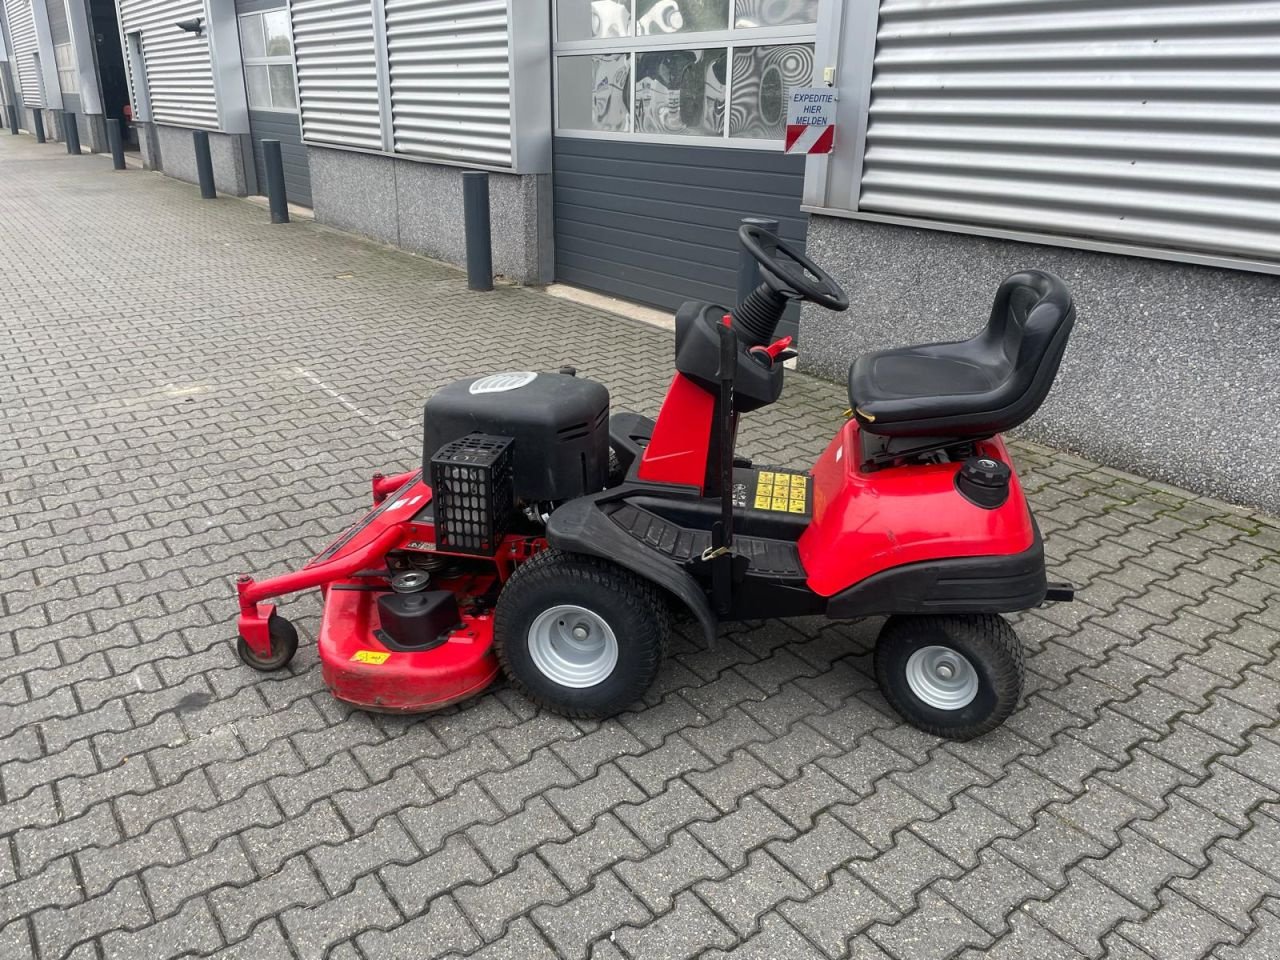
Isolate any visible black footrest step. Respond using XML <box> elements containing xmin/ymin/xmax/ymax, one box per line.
<box><xmin>606</xmin><ymin>503</ymin><xmax>805</xmax><ymax>579</ymax></box>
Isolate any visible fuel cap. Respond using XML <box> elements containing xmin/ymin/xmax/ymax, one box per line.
<box><xmin>957</xmin><ymin>456</ymin><xmax>1011</xmax><ymax>508</ymax></box>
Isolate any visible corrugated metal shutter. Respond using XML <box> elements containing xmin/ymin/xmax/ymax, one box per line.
<box><xmin>861</xmin><ymin>0</ymin><xmax>1280</xmax><ymax>263</ymax></box>
<box><xmin>117</xmin><ymin>0</ymin><xmax>217</xmax><ymax>128</ymax></box>
<box><xmin>291</xmin><ymin>0</ymin><xmax>383</xmax><ymax>150</ymax></box>
<box><xmin>384</xmin><ymin>0</ymin><xmax>511</xmax><ymax>166</ymax></box>
<box><xmin>46</xmin><ymin>0</ymin><xmax>69</xmax><ymax>46</ymax></box>
<box><xmin>4</xmin><ymin>0</ymin><xmax>41</xmax><ymax>106</ymax></box>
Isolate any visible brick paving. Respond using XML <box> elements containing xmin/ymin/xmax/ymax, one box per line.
<box><xmin>3</xmin><ymin>134</ymin><xmax>1280</xmax><ymax>960</ymax></box>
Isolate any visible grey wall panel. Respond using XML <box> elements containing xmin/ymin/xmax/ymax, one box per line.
<box><xmin>4</xmin><ymin>0</ymin><xmax>40</xmax><ymax>106</ymax></box>
<box><xmin>247</xmin><ymin>107</ymin><xmax>312</xmax><ymax>206</ymax></box>
<box><xmin>553</xmin><ymin>137</ymin><xmax>807</xmax><ymax>318</ymax></box>
<box><xmin>290</xmin><ymin>0</ymin><xmax>382</xmax><ymax>150</ymax></box>
<box><xmin>46</xmin><ymin>0</ymin><xmax>67</xmax><ymax>45</ymax></box>
<box><xmin>117</xmin><ymin>0</ymin><xmax>218</xmax><ymax>128</ymax></box>
<box><xmin>859</xmin><ymin>0</ymin><xmax>1280</xmax><ymax>265</ymax></box>
<box><xmin>383</xmin><ymin>0</ymin><xmax>511</xmax><ymax>167</ymax></box>
<box><xmin>234</xmin><ymin>0</ymin><xmax>285</xmax><ymax>13</ymax></box>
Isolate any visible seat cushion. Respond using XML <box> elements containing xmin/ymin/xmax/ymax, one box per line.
<box><xmin>847</xmin><ymin>270</ymin><xmax>1075</xmax><ymax>439</ymax></box>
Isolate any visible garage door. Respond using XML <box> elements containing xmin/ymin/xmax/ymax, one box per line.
<box><xmin>554</xmin><ymin>137</ymin><xmax>807</xmax><ymax>331</ymax></box>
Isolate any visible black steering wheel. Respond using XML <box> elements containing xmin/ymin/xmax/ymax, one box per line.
<box><xmin>739</xmin><ymin>224</ymin><xmax>849</xmax><ymax>312</ymax></box>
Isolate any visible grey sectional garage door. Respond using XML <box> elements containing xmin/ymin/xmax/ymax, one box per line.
<box><xmin>553</xmin><ymin>138</ymin><xmax>807</xmax><ymax>331</ymax></box>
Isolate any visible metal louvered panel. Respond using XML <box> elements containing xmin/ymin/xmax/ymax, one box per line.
<box><xmin>291</xmin><ymin>0</ymin><xmax>383</xmax><ymax>150</ymax></box>
<box><xmin>860</xmin><ymin>0</ymin><xmax>1280</xmax><ymax>263</ymax></box>
<box><xmin>384</xmin><ymin>0</ymin><xmax>512</xmax><ymax>167</ymax></box>
<box><xmin>117</xmin><ymin>0</ymin><xmax>217</xmax><ymax>128</ymax></box>
<box><xmin>4</xmin><ymin>0</ymin><xmax>41</xmax><ymax>106</ymax></box>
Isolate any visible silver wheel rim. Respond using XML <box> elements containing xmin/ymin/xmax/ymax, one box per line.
<box><xmin>905</xmin><ymin>645</ymin><xmax>979</xmax><ymax>710</ymax></box>
<box><xmin>528</xmin><ymin>604</ymin><xmax>619</xmax><ymax>688</ymax></box>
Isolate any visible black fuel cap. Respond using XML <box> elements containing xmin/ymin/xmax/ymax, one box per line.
<box><xmin>956</xmin><ymin>456</ymin><xmax>1011</xmax><ymax>508</ymax></box>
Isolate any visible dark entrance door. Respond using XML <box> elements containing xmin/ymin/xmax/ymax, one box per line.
<box><xmin>87</xmin><ymin>0</ymin><xmax>130</xmax><ymax>134</ymax></box>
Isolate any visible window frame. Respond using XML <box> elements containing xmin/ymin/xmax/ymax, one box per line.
<box><xmin>54</xmin><ymin>41</ymin><xmax>79</xmax><ymax>96</ymax></box>
<box><xmin>238</xmin><ymin>10</ymin><xmax>300</xmax><ymax>115</ymax></box>
<box><xmin>551</xmin><ymin>0</ymin><xmax>818</xmax><ymax>148</ymax></box>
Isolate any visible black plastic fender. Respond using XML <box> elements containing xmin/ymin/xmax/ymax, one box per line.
<box><xmin>545</xmin><ymin>496</ymin><xmax>718</xmax><ymax>645</ymax></box>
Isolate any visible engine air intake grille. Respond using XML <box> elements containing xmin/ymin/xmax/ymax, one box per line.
<box><xmin>429</xmin><ymin>433</ymin><xmax>515</xmax><ymax>556</ymax></box>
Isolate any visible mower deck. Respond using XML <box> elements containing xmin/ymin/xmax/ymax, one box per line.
<box><xmin>317</xmin><ymin>574</ymin><xmax>499</xmax><ymax>713</ymax></box>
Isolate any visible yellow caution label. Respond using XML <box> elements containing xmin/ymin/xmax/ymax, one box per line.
<box><xmin>752</xmin><ymin>470</ymin><xmax>809</xmax><ymax>514</ymax></box>
<box><xmin>350</xmin><ymin>650</ymin><xmax>391</xmax><ymax>665</ymax></box>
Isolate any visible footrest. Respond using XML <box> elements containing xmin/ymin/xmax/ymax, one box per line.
<box><xmin>606</xmin><ymin>503</ymin><xmax>805</xmax><ymax>579</ymax></box>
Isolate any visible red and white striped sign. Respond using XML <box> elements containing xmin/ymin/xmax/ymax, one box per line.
<box><xmin>785</xmin><ymin>123</ymin><xmax>835</xmax><ymax>155</ymax></box>
<box><xmin>785</xmin><ymin>87</ymin><xmax>837</xmax><ymax>155</ymax></box>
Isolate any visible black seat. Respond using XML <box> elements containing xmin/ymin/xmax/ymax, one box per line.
<box><xmin>848</xmin><ymin>270</ymin><xmax>1074</xmax><ymax>439</ymax></box>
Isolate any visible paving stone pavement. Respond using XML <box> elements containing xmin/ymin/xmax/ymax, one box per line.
<box><xmin>3</xmin><ymin>135</ymin><xmax>1280</xmax><ymax>960</ymax></box>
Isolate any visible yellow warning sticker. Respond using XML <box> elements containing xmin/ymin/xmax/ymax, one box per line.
<box><xmin>350</xmin><ymin>650</ymin><xmax>391</xmax><ymax>665</ymax></box>
<box><xmin>752</xmin><ymin>470</ymin><xmax>809</xmax><ymax>514</ymax></box>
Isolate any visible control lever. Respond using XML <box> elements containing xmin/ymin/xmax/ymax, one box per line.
<box><xmin>748</xmin><ymin>335</ymin><xmax>796</xmax><ymax>369</ymax></box>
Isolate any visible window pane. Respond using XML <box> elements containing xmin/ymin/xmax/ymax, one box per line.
<box><xmin>269</xmin><ymin>64</ymin><xmax>297</xmax><ymax>109</ymax></box>
<box><xmin>558</xmin><ymin>54</ymin><xmax>630</xmax><ymax>132</ymax></box>
<box><xmin>734</xmin><ymin>0</ymin><xmax>817</xmax><ymax>28</ymax></box>
<box><xmin>245</xmin><ymin>64</ymin><xmax>271</xmax><ymax>110</ymax></box>
<box><xmin>557</xmin><ymin>0</ymin><xmax>630</xmax><ymax>40</ymax></box>
<box><xmin>636</xmin><ymin>0</ymin><xmax>730</xmax><ymax>35</ymax></box>
<box><xmin>239</xmin><ymin>15</ymin><xmax>266</xmax><ymax>60</ymax></box>
<box><xmin>730</xmin><ymin>43</ymin><xmax>813</xmax><ymax>139</ymax></box>
<box><xmin>635</xmin><ymin>48</ymin><xmax>726</xmax><ymax>137</ymax></box>
<box><xmin>263</xmin><ymin>10</ymin><xmax>292</xmax><ymax>57</ymax></box>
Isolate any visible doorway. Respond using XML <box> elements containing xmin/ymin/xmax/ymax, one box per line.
<box><xmin>87</xmin><ymin>0</ymin><xmax>131</xmax><ymax>144</ymax></box>
<box><xmin>236</xmin><ymin>4</ymin><xmax>311</xmax><ymax>207</ymax></box>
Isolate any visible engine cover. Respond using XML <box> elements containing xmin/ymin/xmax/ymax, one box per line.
<box><xmin>423</xmin><ymin>372</ymin><xmax>609</xmax><ymax>502</ymax></box>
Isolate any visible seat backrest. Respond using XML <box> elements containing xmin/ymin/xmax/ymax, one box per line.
<box><xmin>979</xmin><ymin>269</ymin><xmax>1075</xmax><ymax>430</ymax></box>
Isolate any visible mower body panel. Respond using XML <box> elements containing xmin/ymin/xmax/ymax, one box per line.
<box><xmin>800</xmin><ymin>419</ymin><xmax>1037</xmax><ymax>598</ymax></box>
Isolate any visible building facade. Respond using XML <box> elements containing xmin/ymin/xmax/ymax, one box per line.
<box><xmin>0</xmin><ymin>0</ymin><xmax>129</xmax><ymax>150</ymax></box>
<box><xmin>4</xmin><ymin>0</ymin><xmax>1278</xmax><ymax>508</ymax></box>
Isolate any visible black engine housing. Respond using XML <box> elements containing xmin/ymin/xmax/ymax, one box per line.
<box><xmin>423</xmin><ymin>372</ymin><xmax>609</xmax><ymax>502</ymax></box>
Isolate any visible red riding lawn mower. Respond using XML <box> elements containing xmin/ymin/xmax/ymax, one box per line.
<box><xmin>235</xmin><ymin>226</ymin><xmax>1077</xmax><ymax>739</ymax></box>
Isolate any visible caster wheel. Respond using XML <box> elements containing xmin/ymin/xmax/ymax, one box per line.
<box><xmin>236</xmin><ymin>614</ymin><xmax>299</xmax><ymax>672</ymax></box>
<box><xmin>874</xmin><ymin>614</ymin><xmax>1023</xmax><ymax>740</ymax></box>
<box><xmin>494</xmin><ymin>549</ymin><xmax>669</xmax><ymax>719</ymax></box>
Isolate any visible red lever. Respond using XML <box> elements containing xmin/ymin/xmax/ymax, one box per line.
<box><xmin>764</xmin><ymin>335</ymin><xmax>793</xmax><ymax>360</ymax></box>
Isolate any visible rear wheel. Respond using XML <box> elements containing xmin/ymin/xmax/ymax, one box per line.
<box><xmin>495</xmin><ymin>550</ymin><xmax>669</xmax><ymax>718</ymax></box>
<box><xmin>874</xmin><ymin>614</ymin><xmax>1023</xmax><ymax>740</ymax></box>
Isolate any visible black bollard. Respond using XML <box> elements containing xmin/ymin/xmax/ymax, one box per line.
<box><xmin>736</xmin><ymin>216</ymin><xmax>780</xmax><ymax>307</ymax></box>
<box><xmin>33</xmin><ymin>109</ymin><xmax>45</xmax><ymax>143</ymax></box>
<box><xmin>463</xmin><ymin>171</ymin><xmax>493</xmax><ymax>292</ymax></box>
<box><xmin>63</xmin><ymin>112</ymin><xmax>81</xmax><ymax>154</ymax></box>
<box><xmin>192</xmin><ymin>129</ymin><xmax>215</xmax><ymax>198</ymax></box>
<box><xmin>261</xmin><ymin>139</ymin><xmax>289</xmax><ymax>223</ymax></box>
<box><xmin>7</xmin><ymin>104</ymin><xmax>18</xmax><ymax>135</ymax></box>
<box><xmin>106</xmin><ymin>119</ymin><xmax>125</xmax><ymax>169</ymax></box>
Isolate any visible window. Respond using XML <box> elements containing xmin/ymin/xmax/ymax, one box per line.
<box><xmin>553</xmin><ymin>0</ymin><xmax>816</xmax><ymax>145</ymax></box>
<box><xmin>55</xmin><ymin>43</ymin><xmax>78</xmax><ymax>96</ymax></box>
<box><xmin>239</xmin><ymin>10</ymin><xmax>298</xmax><ymax>112</ymax></box>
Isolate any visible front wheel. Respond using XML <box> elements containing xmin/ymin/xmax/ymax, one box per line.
<box><xmin>874</xmin><ymin>614</ymin><xmax>1023</xmax><ymax>740</ymax></box>
<box><xmin>494</xmin><ymin>550</ymin><xmax>669</xmax><ymax>719</ymax></box>
<box><xmin>236</xmin><ymin>613</ymin><xmax>299</xmax><ymax>671</ymax></box>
